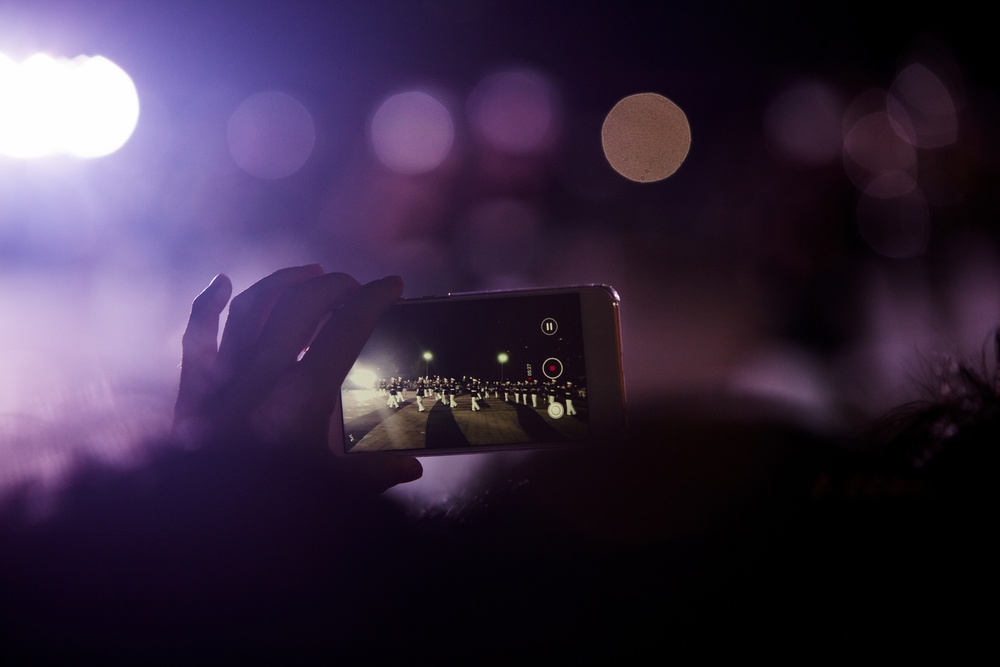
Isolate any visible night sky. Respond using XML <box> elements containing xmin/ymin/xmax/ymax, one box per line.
<box><xmin>2</xmin><ymin>0</ymin><xmax>999</xmax><ymax>456</ymax></box>
<box><xmin>354</xmin><ymin>291</ymin><xmax>586</xmax><ymax>383</ymax></box>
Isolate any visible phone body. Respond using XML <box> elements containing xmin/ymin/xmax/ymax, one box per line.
<box><xmin>333</xmin><ymin>285</ymin><xmax>625</xmax><ymax>456</ymax></box>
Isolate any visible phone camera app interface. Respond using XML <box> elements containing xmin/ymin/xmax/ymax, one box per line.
<box><xmin>342</xmin><ymin>293</ymin><xmax>589</xmax><ymax>452</ymax></box>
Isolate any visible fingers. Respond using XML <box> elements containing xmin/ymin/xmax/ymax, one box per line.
<box><xmin>215</xmin><ymin>264</ymin><xmax>325</xmax><ymax>377</ymax></box>
<box><xmin>175</xmin><ymin>266</ymin><xmax>404</xmax><ymax>460</ymax></box>
<box><xmin>175</xmin><ymin>273</ymin><xmax>233</xmax><ymax>421</ymax></box>
<box><xmin>297</xmin><ymin>276</ymin><xmax>404</xmax><ymax>411</ymax></box>
<box><xmin>208</xmin><ymin>271</ymin><xmax>365</xmax><ymax>434</ymax></box>
<box><xmin>249</xmin><ymin>272</ymin><xmax>361</xmax><ymax>379</ymax></box>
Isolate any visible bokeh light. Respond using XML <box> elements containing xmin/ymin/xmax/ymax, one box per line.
<box><xmin>764</xmin><ymin>81</ymin><xmax>843</xmax><ymax>165</ymax></box>
<box><xmin>467</xmin><ymin>68</ymin><xmax>558</xmax><ymax>154</ymax></box>
<box><xmin>840</xmin><ymin>65</ymin><xmax>960</xmax><ymax>260</ymax></box>
<box><xmin>0</xmin><ymin>53</ymin><xmax>139</xmax><ymax>159</ymax></box>
<box><xmin>887</xmin><ymin>62</ymin><xmax>958</xmax><ymax>148</ymax></box>
<box><xmin>601</xmin><ymin>92</ymin><xmax>690</xmax><ymax>183</ymax></box>
<box><xmin>369</xmin><ymin>90</ymin><xmax>454</xmax><ymax>175</ymax></box>
<box><xmin>842</xmin><ymin>110</ymin><xmax>917</xmax><ymax>185</ymax></box>
<box><xmin>227</xmin><ymin>91</ymin><xmax>316</xmax><ymax>179</ymax></box>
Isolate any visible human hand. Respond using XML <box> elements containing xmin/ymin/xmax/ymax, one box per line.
<box><xmin>173</xmin><ymin>264</ymin><xmax>422</xmax><ymax>493</ymax></box>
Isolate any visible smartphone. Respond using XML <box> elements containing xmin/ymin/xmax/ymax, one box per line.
<box><xmin>333</xmin><ymin>285</ymin><xmax>625</xmax><ymax>456</ymax></box>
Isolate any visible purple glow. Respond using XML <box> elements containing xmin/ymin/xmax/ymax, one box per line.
<box><xmin>888</xmin><ymin>63</ymin><xmax>958</xmax><ymax>148</ymax></box>
<box><xmin>228</xmin><ymin>91</ymin><xmax>316</xmax><ymax>179</ymax></box>
<box><xmin>843</xmin><ymin>110</ymin><xmax>917</xmax><ymax>179</ymax></box>
<box><xmin>369</xmin><ymin>91</ymin><xmax>454</xmax><ymax>175</ymax></box>
<box><xmin>467</xmin><ymin>68</ymin><xmax>558</xmax><ymax>155</ymax></box>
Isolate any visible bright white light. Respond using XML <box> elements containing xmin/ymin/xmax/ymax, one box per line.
<box><xmin>0</xmin><ymin>53</ymin><xmax>139</xmax><ymax>159</ymax></box>
<box><xmin>348</xmin><ymin>367</ymin><xmax>378</xmax><ymax>389</ymax></box>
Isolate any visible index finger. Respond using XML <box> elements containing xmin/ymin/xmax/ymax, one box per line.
<box><xmin>175</xmin><ymin>273</ymin><xmax>233</xmax><ymax>425</ymax></box>
<box><xmin>241</xmin><ymin>271</ymin><xmax>361</xmax><ymax>388</ymax></box>
<box><xmin>215</xmin><ymin>264</ymin><xmax>325</xmax><ymax>376</ymax></box>
<box><xmin>296</xmin><ymin>275</ymin><xmax>404</xmax><ymax>412</ymax></box>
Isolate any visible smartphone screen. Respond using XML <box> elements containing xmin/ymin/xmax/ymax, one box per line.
<box><xmin>339</xmin><ymin>286</ymin><xmax>623</xmax><ymax>454</ymax></box>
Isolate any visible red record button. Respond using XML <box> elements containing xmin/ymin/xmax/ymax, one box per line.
<box><xmin>542</xmin><ymin>357</ymin><xmax>563</xmax><ymax>379</ymax></box>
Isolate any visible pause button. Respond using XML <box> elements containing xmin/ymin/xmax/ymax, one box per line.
<box><xmin>541</xmin><ymin>318</ymin><xmax>558</xmax><ymax>335</ymax></box>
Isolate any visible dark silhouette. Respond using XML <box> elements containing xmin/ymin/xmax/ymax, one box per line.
<box><xmin>1</xmin><ymin>268</ymin><xmax>991</xmax><ymax>661</ymax></box>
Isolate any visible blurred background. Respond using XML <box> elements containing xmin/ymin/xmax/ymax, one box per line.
<box><xmin>2</xmin><ymin>0</ymin><xmax>998</xmax><ymax>500</ymax></box>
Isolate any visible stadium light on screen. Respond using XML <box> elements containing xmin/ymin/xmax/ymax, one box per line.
<box><xmin>0</xmin><ymin>53</ymin><xmax>139</xmax><ymax>159</ymax></box>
